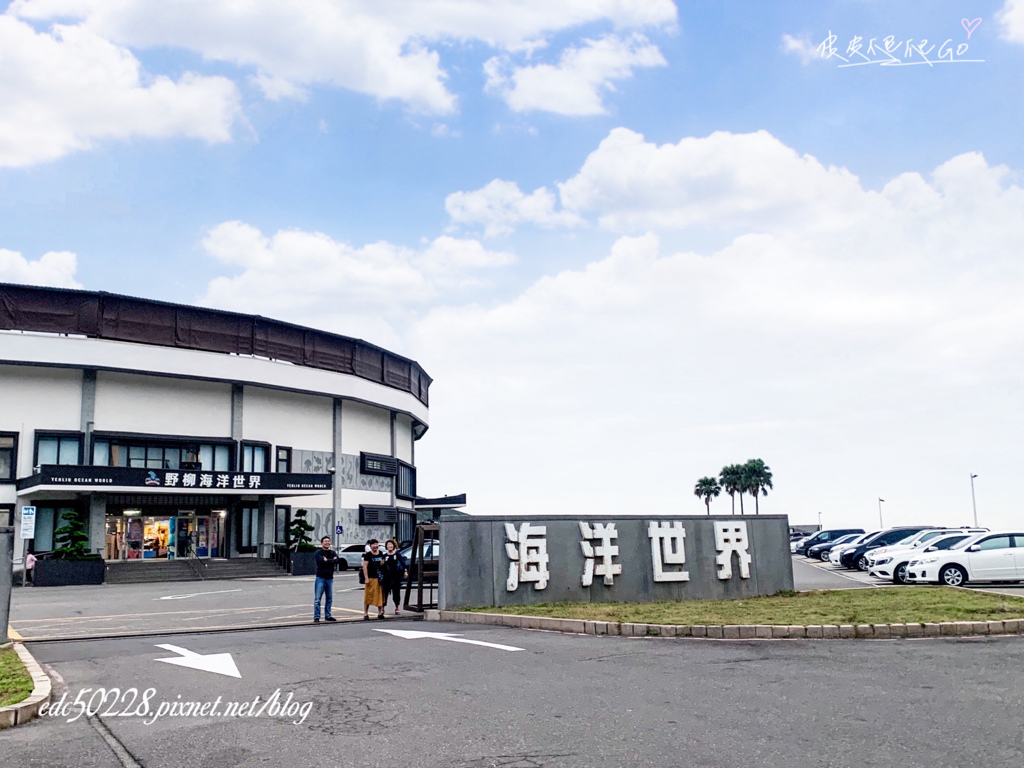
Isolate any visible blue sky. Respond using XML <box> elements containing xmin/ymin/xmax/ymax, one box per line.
<box><xmin>2</xmin><ymin>1</ymin><xmax>1023</xmax><ymax>529</ymax></box>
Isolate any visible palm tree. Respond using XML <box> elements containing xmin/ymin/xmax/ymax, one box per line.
<box><xmin>741</xmin><ymin>458</ymin><xmax>773</xmax><ymax>514</ymax></box>
<box><xmin>719</xmin><ymin>465</ymin><xmax>744</xmax><ymax>515</ymax></box>
<box><xmin>693</xmin><ymin>477</ymin><xmax>721</xmax><ymax>514</ymax></box>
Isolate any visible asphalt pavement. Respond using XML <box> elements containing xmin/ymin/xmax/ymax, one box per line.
<box><xmin>8</xmin><ymin>572</ymin><xmax>374</xmax><ymax>641</ymax></box>
<box><xmin>4</xmin><ymin>619</ymin><xmax>1024</xmax><ymax>767</ymax></box>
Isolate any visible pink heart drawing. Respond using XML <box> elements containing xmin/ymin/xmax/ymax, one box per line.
<box><xmin>961</xmin><ymin>17</ymin><xmax>982</xmax><ymax>39</ymax></box>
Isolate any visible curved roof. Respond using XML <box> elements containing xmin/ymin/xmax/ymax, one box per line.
<box><xmin>0</xmin><ymin>283</ymin><xmax>430</xmax><ymax>406</ymax></box>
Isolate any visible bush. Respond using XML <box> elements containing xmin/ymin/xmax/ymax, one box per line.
<box><xmin>52</xmin><ymin>508</ymin><xmax>98</xmax><ymax>560</ymax></box>
<box><xmin>288</xmin><ymin>508</ymin><xmax>317</xmax><ymax>552</ymax></box>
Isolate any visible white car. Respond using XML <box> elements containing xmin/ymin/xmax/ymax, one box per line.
<box><xmin>869</xmin><ymin>531</ymin><xmax>985</xmax><ymax>584</ymax></box>
<box><xmin>828</xmin><ymin>531</ymin><xmax>879</xmax><ymax>566</ymax></box>
<box><xmin>906</xmin><ymin>531</ymin><xmax>1024</xmax><ymax>587</ymax></box>
<box><xmin>790</xmin><ymin>536</ymin><xmax>813</xmax><ymax>554</ymax></box>
<box><xmin>865</xmin><ymin>529</ymin><xmax>987</xmax><ymax>575</ymax></box>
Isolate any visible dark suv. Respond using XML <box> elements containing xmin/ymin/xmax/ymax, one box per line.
<box><xmin>794</xmin><ymin>528</ymin><xmax>864</xmax><ymax>556</ymax></box>
<box><xmin>840</xmin><ymin>527</ymin><xmax>933</xmax><ymax>570</ymax></box>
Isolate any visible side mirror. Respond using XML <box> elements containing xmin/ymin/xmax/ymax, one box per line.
<box><xmin>968</xmin><ymin>545</ymin><xmax>981</xmax><ymax>552</ymax></box>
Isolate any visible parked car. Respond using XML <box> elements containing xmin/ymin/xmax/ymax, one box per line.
<box><xmin>864</xmin><ymin>529</ymin><xmax>951</xmax><ymax>571</ymax></box>
<box><xmin>401</xmin><ymin>540</ymin><xmax>440</xmax><ymax>581</ymax></box>
<box><xmin>807</xmin><ymin>533</ymin><xmax>862</xmax><ymax>561</ymax></box>
<box><xmin>336</xmin><ymin>544</ymin><xmax>367</xmax><ymax>571</ymax></box>
<box><xmin>868</xmin><ymin>530</ymin><xmax>986</xmax><ymax>584</ymax></box>
<box><xmin>790</xmin><ymin>536</ymin><xmax>813</xmax><ymax>554</ymax></box>
<box><xmin>829</xmin><ymin>531</ymin><xmax>879</xmax><ymax>565</ymax></box>
<box><xmin>840</xmin><ymin>527</ymin><xmax>935</xmax><ymax>570</ymax></box>
<box><xmin>795</xmin><ymin>528</ymin><xmax>865</xmax><ymax>556</ymax></box>
<box><xmin>906</xmin><ymin>532</ymin><xmax>1024</xmax><ymax>586</ymax></box>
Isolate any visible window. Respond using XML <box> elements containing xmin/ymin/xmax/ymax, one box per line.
<box><xmin>241</xmin><ymin>443</ymin><xmax>268</xmax><ymax>473</ymax></box>
<box><xmin>237</xmin><ymin>506</ymin><xmax>258</xmax><ymax>553</ymax></box>
<box><xmin>0</xmin><ymin>505</ymin><xmax>13</xmax><ymax>527</ymax></box>
<box><xmin>276</xmin><ymin>447</ymin><xmax>292</xmax><ymax>474</ymax></box>
<box><xmin>978</xmin><ymin>536</ymin><xmax>1012</xmax><ymax>551</ymax></box>
<box><xmin>94</xmin><ymin>438</ymin><xmax>231</xmax><ymax>471</ymax></box>
<box><xmin>397</xmin><ymin>461</ymin><xmax>416</xmax><ymax>500</ymax></box>
<box><xmin>359</xmin><ymin>505</ymin><xmax>398</xmax><ymax>524</ymax></box>
<box><xmin>36</xmin><ymin>433</ymin><xmax>82</xmax><ymax>466</ymax></box>
<box><xmin>360</xmin><ymin>452</ymin><xmax>398</xmax><ymax>477</ymax></box>
<box><xmin>274</xmin><ymin>506</ymin><xmax>290</xmax><ymax>546</ymax></box>
<box><xmin>0</xmin><ymin>433</ymin><xmax>17</xmax><ymax>481</ymax></box>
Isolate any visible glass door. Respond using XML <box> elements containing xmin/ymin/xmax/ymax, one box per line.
<box><xmin>195</xmin><ymin>517</ymin><xmax>211</xmax><ymax>558</ymax></box>
<box><xmin>175</xmin><ymin>515</ymin><xmax>195</xmax><ymax>558</ymax></box>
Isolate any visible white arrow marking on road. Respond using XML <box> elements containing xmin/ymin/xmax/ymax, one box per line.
<box><xmin>158</xmin><ymin>589</ymin><xmax>243</xmax><ymax>601</ymax></box>
<box><xmin>373</xmin><ymin>629</ymin><xmax>524</xmax><ymax>652</ymax></box>
<box><xmin>154</xmin><ymin>644</ymin><xmax>242</xmax><ymax>678</ymax></box>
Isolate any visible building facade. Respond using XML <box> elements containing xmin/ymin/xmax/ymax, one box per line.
<box><xmin>0</xmin><ymin>284</ymin><xmax>430</xmax><ymax>568</ymax></box>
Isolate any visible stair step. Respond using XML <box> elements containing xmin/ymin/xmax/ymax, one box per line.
<box><xmin>104</xmin><ymin>559</ymin><xmax>285</xmax><ymax>584</ymax></box>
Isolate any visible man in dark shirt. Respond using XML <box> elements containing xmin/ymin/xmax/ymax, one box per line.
<box><xmin>314</xmin><ymin>536</ymin><xmax>339</xmax><ymax>623</ymax></box>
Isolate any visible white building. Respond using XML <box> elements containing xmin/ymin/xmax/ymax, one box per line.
<box><xmin>0</xmin><ymin>283</ymin><xmax>433</xmax><ymax>574</ymax></box>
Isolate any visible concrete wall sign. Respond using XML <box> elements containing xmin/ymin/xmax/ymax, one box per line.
<box><xmin>439</xmin><ymin>515</ymin><xmax>794</xmax><ymax>609</ymax></box>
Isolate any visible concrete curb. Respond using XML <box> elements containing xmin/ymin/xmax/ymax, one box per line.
<box><xmin>424</xmin><ymin>611</ymin><xmax>1024</xmax><ymax>641</ymax></box>
<box><xmin>0</xmin><ymin>643</ymin><xmax>53</xmax><ymax>729</ymax></box>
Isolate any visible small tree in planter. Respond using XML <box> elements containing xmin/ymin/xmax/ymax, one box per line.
<box><xmin>53</xmin><ymin>508</ymin><xmax>93</xmax><ymax>560</ymax></box>
<box><xmin>288</xmin><ymin>509</ymin><xmax>318</xmax><ymax>575</ymax></box>
<box><xmin>34</xmin><ymin>508</ymin><xmax>104</xmax><ymax>586</ymax></box>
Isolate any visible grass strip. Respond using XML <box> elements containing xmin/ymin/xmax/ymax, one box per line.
<box><xmin>0</xmin><ymin>645</ymin><xmax>34</xmax><ymax>708</ymax></box>
<box><xmin>464</xmin><ymin>587</ymin><xmax>1024</xmax><ymax>626</ymax></box>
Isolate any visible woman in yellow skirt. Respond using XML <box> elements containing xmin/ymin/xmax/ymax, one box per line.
<box><xmin>362</xmin><ymin>539</ymin><xmax>385</xmax><ymax>620</ymax></box>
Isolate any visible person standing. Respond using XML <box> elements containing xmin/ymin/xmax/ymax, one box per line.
<box><xmin>362</xmin><ymin>539</ymin><xmax>385</xmax><ymax>620</ymax></box>
<box><xmin>24</xmin><ymin>552</ymin><xmax>36</xmax><ymax>586</ymax></box>
<box><xmin>380</xmin><ymin>539</ymin><xmax>409</xmax><ymax>616</ymax></box>
<box><xmin>313</xmin><ymin>536</ymin><xmax>339</xmax><ymax>623</ymax></box>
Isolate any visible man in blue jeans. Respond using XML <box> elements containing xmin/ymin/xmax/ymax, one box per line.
<box><xmin>313</xmin><ymin>536</ymin><xmax>339</xmax><ymax>623</ymax></box>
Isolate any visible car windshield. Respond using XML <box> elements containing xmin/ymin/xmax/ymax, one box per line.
<box><xmin>849</xmin><ymin>531</ymin><xmax>878</xmax><ymax>546</ymax></box>
<box><xmin>929</xmin><ymin>535</ymin><xmax>968</xmax><ymax>550</ymax></box>
<box><xmin>890</xmin><ymin>534</ymin><xmax>917</xmax><ymax>546</ymax></box>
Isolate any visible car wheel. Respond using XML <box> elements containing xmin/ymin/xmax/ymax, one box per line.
<box><xmin>939</xmin><ymin>564</ymin><xmax>967</xmax><ymax>587</ymax></box>
<box><xmin>820</xmin><ymin>551</ymin><xmax>831</xmax><ymax>562</ymax></box>
<box><xmin>893</xmin><ymin>563</ymin><xmax>909</xmax><ymax>585</ymax></box>
<box><xmin>856</xmin><ymin>555</ymin><xmax>869</xmax><ymax>571</ymax></box>
<box><xmin>338</xmin><ymin>560</ymin><xmax>349</xmax><ymax>571</ymax></box>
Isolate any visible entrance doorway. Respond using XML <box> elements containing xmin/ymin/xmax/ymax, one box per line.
<box><xmin>105</xmin><ymin>507</ymin><xmax>226</xmax><ymax>561</ymax></box>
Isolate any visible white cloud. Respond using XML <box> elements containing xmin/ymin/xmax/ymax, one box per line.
<box><xmin>0</xmin><ymin>248</ymin><xmax>81</xmax><ymax>287</ymax></box>
<box><xmin>0</xmin><ymin>16</ymin><xmax>239</xmax><ymax>167</ymax></box>
<box><xmin>193</xmin><ymin>129</ymin><xmax>1024</xmax><ymax>527</ymax></box>
<box><xmin>200</xmin><ymin>221</ymin><xmax>513</xmax><ymax>346</ymax></box>
<box><xmin>445</xmin><ymin>179</ymin><xmax>584</xmax><ymax>236</ymax></box>
<box><xmin>998</xmin><ymin>0</ymin><xmax>1024</xmax><ymax>42</ymax></box>
<box><xmin>410</xmin><ymin>135</ymin><xmax>1024</xmax><ymax>526</ymax></box>
<box><xmin>557</xmin><ymin>128</ymin><xmax>866</xmax><ymax>232</ymax></box>
<box><xmin>485</xmin><ymin>33</ymin><xmax>667</xmax><ymax>115</ymax></box>
<box><xmin>10</xmin><ymin>0</ymin><xmax>677</xmax><ymax>115</ymax></box>
<box><xmin>780</xmin><ymin>33</ymin><xmax>821</xmax><ymax>65</ymax></box>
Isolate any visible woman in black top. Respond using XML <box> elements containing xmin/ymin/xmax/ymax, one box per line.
<box><xmin>362</xmin><ymin>539</ymin><xmax>385</xmax><ymax>620</ymax></box>
<box><xmin>380</xmin><ymin>539</ymin><xmax>409</xmax><ymax>616</ymax></box>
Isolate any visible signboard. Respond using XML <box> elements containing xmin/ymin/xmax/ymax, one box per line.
<box><xmin>438</xmin><ymin>515</ymin><xmax>794</xmax><ymax>610</ymax></box>
<box><xmin>20</xmin><ymin>506</ymin><xmax>36</xmax><ymax>540</ymax></box>
<box><xmin>18</xmin><ymin>466</ymin><xmax>332</xmax><ymax>493</ymax></box>
<box><xmin>335</xmin><ymin>525</ymin><xmax>344</xmax><ymax>536</ymax></box>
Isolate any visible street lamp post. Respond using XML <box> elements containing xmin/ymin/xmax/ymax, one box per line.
<box><xmin>878</xmin><ymin>498</ymin><xmax>885</xmax><ymax>529</ymax></box>
<box><xmin>970</xmin><ymin>474</ymin><xmax>978</xmax><ymax>527</ymax></box>
<box><xmin>818</xmin><ymin>511</ymin><xmax>822</xmax><ymax>530</ymax></box>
